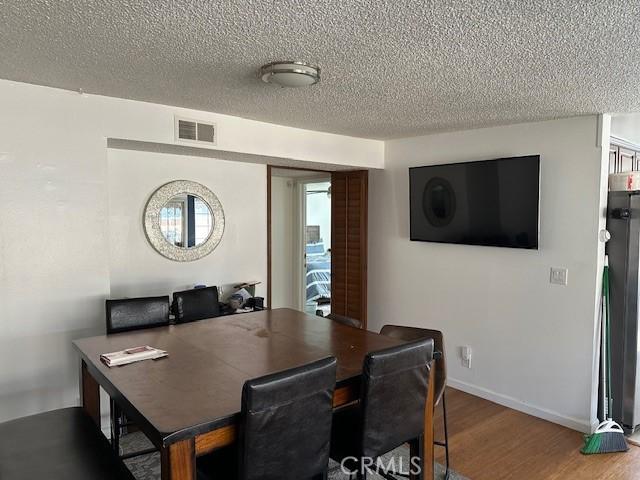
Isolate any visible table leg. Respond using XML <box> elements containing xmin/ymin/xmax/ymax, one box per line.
<box><xmin>423</xmin><ymin>359</ymin><xmax>436</xmax><ymax>480</ymax></box>
<box><xmin>161</xmin><ymin>438</ymin><xmax>196</xmax><ymax>480</ymax></box>
<box><xmin>80</xmin><ymin>360</ymin><xmax>100</xmax><ymax>427</ymax></box>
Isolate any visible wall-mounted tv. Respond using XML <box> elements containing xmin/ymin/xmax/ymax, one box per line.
<box><xmin>409</xmin><ymin>155</ymin><xmax>540</xmax><ymax>249</ymax></box>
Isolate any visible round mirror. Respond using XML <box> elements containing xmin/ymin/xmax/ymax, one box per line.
<box><xmin>144</xmin><ymin>180</ymin><xmax>225</xmax><ymax>262</ymax></box>
<box><xmin>159</xmin><ymin>194</ymin><xmax>213</xmax><ymax>248</ymax></box>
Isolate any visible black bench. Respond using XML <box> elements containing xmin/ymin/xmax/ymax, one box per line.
<box><xmin>0</xmin><ymin>407</ymin><xmax>135</xmax><ymax>480</ymax></box>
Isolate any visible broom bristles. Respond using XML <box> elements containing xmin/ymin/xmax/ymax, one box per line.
<box><xmin>581</xmin><ymin>434</ymin><xmax>601</xmax><ymax>455</ymax></box>
<box><xmin>581</xmin><ymin>431</ymin><xmax>628</xmax><ymax>455</ymax></box>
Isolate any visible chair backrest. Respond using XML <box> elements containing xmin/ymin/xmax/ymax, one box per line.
<box><xmin>172</xmin><ymin>286</ymin><xmax>220</xmax><ymax>323</ymax></box>
<box><xmin>359</xmin><ymin>338</ymin><xmax>433</xmax><ymax>458</ymax></box>
<box><xmin>239</xmin><ymin>357</ymin><xmax>337</xmax><ymax>480</ymax></box>
<box><xmin>327</xmin><ymin>312</ymin><xmax>362</xmax><ymax>329</ymax></box>
<box><xmin>379</xmin><ymin>325</ymin><xmax>446</xmax><ymax>404</ymax></box>
<box><xmin>105</xmin><ymin>296</ymin><xmax>170</xmax><ymax>334</ymax></box>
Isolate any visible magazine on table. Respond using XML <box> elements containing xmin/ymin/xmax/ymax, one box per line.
<box><xmin>100</xmin><ymin>345</ymin><xmax>168</xmax><ymax>367</ymax></box>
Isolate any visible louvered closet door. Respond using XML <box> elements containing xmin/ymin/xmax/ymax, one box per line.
<box><xmin>331</xmin><ymin>170</ymin><xmax>368</xmax><ymax>327</ymax></box>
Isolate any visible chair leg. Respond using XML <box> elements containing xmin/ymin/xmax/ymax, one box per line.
<box><xmin>110</xmin><ymin>398</ymin><xmax>120</xmax><ymax>455</ymax></box>
<box><xmin>442</xmin><ymin>391</ymin><xmax>450</xmax><ymax>480</ymax></box>
<box><xmin>110</xmin><ymin>399</ymin><xmax>159</xmax><ymax>460</ymax></box>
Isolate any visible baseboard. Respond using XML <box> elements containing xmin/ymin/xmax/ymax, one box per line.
<box><xmin>447</xmin><ymin>378</ymin><xmax>592</xmax><ymax>433</ymax></box>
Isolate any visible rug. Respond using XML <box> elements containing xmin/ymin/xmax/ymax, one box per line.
<box><xmin>121</xmin><ymin>432</ymin><xmax>468</xmax><ymax>480</ymax></box>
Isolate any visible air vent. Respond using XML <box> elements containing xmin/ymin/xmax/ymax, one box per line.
<box><xmin>175</xmin><ymin>116</ymin><xmax>216</xmax><ymax>145</ymax></box>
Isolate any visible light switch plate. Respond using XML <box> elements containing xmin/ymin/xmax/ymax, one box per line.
<box><xmin>460</xmin><ymin>346</ymin><xmax>472</xmax><ymax>368</ymax></box>
<box><xmin>550</xmin><ymin>267</ymin><xmax>568</xmax><ymax>286</ymax></box>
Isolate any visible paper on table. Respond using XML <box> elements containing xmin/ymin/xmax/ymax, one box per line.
<box><xmin>100</xmin><ymin>345</ymin><xmax>168</xmax><ymax>367</ymax></box>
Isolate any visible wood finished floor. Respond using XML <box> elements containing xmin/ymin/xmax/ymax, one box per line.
<box><xmin>434</xmin><ymin>388</ymin><xmax>640</xmax><ymax>480</ymax></box>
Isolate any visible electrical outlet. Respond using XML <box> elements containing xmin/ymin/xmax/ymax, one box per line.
<box><xmin>460</xmin><ymin>345</ymin><xmax>472</xmax><ymax>368</ymax></box>
<box><xmin>550</xmin><ymin>267</ymin><xmax>568</xmax><ymax>286</ymax></box>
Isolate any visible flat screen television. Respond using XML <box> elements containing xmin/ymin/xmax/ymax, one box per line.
<box><xmin>409</xmin><ymin>155</ymin><xmax>540</xmax><ymax>249</ymax></box>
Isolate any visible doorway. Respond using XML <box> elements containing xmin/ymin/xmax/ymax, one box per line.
<box><xmin>269</xmin><ymin>168</ymin><xmax>331</xmax><ymax>314</ymax></box>
<box><xmin>304</xmin><ymin>180</ymin><xmax>332</xmax><ymax>315</ymax></box>
<box><xmin>268</xmin><ymin>166</ymin><xmax>368</xmax><ymax>327</ymax></box>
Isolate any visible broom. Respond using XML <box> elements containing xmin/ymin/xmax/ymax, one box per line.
<box><xmin>581</xmin><ymin>256</ymin><xmax>628</xmax><ymax>454</ymax></box>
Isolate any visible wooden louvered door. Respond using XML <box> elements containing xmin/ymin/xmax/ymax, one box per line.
<box><xmin>331</xmin><ymin>170</ymin><xmax>368</xmax><ymax>328</ymax></box>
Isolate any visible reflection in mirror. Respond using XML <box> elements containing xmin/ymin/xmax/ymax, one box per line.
<box><xmin>159</xmin><ymin>195</ymin><xmax>213</xmax><ymax>248</ymax></box>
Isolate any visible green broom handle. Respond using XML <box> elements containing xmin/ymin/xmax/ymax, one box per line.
<box><xmin>604</xmin><ymin>262</ymin><xmax>613</xmax><ymax>417</ymax></box>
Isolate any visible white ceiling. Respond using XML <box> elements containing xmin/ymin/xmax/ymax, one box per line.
<box><xmin>2</xmin><ymin>1</ymin><xmax>640</xmax><ymax>139</ymax></box>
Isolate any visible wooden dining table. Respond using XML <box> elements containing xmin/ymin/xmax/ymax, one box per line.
<box><xmin>73</xmin><ymin>308</ymin><xmax>435</xmax><ymax>480</ymax></box>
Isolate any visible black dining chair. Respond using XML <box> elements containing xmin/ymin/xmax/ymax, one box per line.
<box><xmin>0</xmin><ymin>407</ymin><xmax>136</xmax><ymax>480</ymax></box>
<box><xmin>380</xmin><ymin>326</ymin><xmax>449</xmax><ymax>480</ymax></box>
<box><xmin>106</xmin><ymin>296</ymin><xmax>170</xmax><ymax>334</ymax></box>
<box><xmin>105</xmin><ymin>296</ymin><xmax>170</xmax><ymax>458</ymax></box>
<box><xmin>315</xmin><ymin>311</ymin><xmax>363</xmax><ymax>329</ymax></box>
<box><xmin>172</xmin><ymin>286</ymin><xmax>221</xmax><ymax>323</ymax></box>
<box><xmin>198</xmin><ymin>356</ymin><xmax>337</xmax><ymax>480</ymax></box>
<box><xmin>330</xmin><ymin>338</ymin><xmax>434</xmax><ymax>480</ymax></box>
<box><xmin>328</xmin><ymin>312</ymin><xmax>363</xmax><ymax>329</ymax></box>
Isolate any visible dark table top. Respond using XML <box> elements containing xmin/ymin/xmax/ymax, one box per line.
<box><xmin>74</xmin><ymin>308</ymin><xmax>402</xmax><ymax>445</ymax></box>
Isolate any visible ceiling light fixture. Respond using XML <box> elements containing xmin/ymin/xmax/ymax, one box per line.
<box><xmin>259</xmin><ymin>61</ymin><xmax>320</xmax><ymax>88</ymax></box>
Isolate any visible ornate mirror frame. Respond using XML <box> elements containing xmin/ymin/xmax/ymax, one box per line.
<box><xmin>143</xmin><ymin>180</ymin><xmax>225</xmax><ymax>262</ymax></box>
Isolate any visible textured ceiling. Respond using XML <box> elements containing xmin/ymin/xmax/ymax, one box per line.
<box><xmin>2</xmin><ymin>1</ymin><xmax>640</xmax><ymax>139</ymax></box>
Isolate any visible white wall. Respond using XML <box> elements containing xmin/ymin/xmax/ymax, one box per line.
<box><xmin>369</xmin><ymin>116</ymin><xmax>608</xmax><ymax>432</ymax></box>
<box><xmin>0</xmin><ymin>79</ymin><xmax>382</xmax><ymax>423</ymax></box>
<box><xmin>0</xmin><ymin>85</ymin><xmax>111</xmax><ymax>422</ymax></box>
<box><xmin>270</xmin><ymin>176</ymin><xmax>297</xmax><ymax>309</ymax></box>
<box><xmin>108</xmin><ymin>150</ymin><xmax>266</xmax><ymax>298</ymax></box>
<box><xmin>611</xmin><ymin>113</ymin><xmax>640</xmax><ymax>147</ymax></box>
